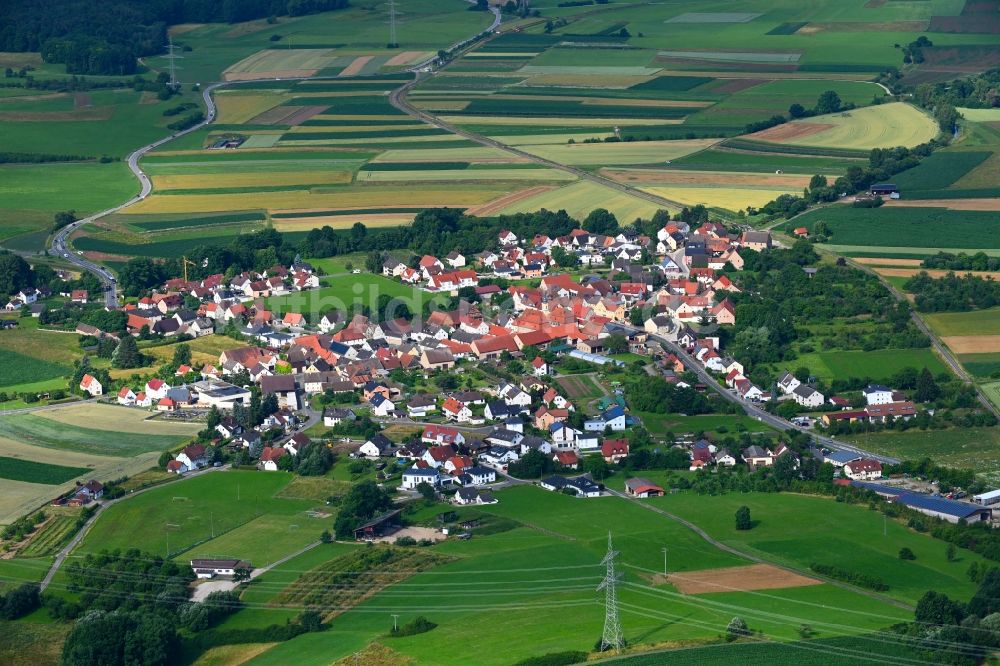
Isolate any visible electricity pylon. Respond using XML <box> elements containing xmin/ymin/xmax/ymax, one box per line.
<box><xmin>597</xmin><ymin>532</ymin><xmax>624</xmax><ymax>654</ymax></box>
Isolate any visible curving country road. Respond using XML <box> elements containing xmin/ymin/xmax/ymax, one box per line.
<box><xmin>639</xmin><ymin>329</ymin><xmax>900</xmax><ymax>464</ymax></box>
<box><xmin>47</xmin><ymin>4</ymin><xmax>503</xmax><ymax>305</ymax></box>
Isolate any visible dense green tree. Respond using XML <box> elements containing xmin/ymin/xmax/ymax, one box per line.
<box><xmin>815</xmin><ymin>90</ymin><xmax>843</xmax><ymax>114</ymax></box>
<box><xmin>582</xmin><ymin>208</ymin><xmax>619</xmax><ymax>235</ymax></box>
<box><xmin>334</xmin><ymin>480</ymin><xmax>393</xmax><ymax>539</ymax></box>
<box><xmin>914</xmin><ymin>367</ymin><xmax>941</xmax><ymax>403</ymax></box>
<box><xmin>171</xmin><ymin>343</ymin><xmax>192</xmax><ymax>369</ymax></box>
<box><xmin>0</xmin><ymin>252</ymin><xmax>33</xmax><ymax>296</ymax></box>
<box><xmin>111</xmin><ymin>335</ymin><xmax>142</xmax><ymax>369</ymax></box>
<box><xmin>735</xmin><ymin>505</ymin><xmax>752</xmax><ymax>531</ymax></box>
<box><xmin>915</xmin><ymin>590</ymin><xmax>965</xmax><ymax>626</ymax></box>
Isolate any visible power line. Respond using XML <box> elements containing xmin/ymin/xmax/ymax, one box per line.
<box><xmin>597</xmin><ymin>532</ymin><xmax>624</xmax><ymax>654</ymax></box>
<box><xmin>387</xmin><ymin>0</ymin><xmax>399</xmax><ymax>48</ymax></box>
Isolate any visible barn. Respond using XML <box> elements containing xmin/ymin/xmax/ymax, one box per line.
<box><xmin>353</xmin><ymin>509</ymin><xmax>403</xmax><ymax>541</ymax></box>
<box><xmin>870</xmin><ymin>183</ymin><xmax>899</xmax><ymax>196</ymax></box>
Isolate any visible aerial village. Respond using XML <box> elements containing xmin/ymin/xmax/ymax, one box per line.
<box><xmin>59</xmin><ymin>219</ymin><xmax>993</xmax><ymax>528</ymax></box>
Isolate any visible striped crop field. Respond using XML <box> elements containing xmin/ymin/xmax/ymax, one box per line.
<box><xmin>355</xmin><ymin>168</ymin><xmax>574</xmax><ymax>182</ymax></box>
<box><xmin>152</xmin><ymin>170</ymin><xmax>353</xmax><ymax>190</ymax></box>
<box><xmin>124</xmin><ymin>186</ymin><xmax>514</xmax><ymax>215</ymax></box>
<box><xmin>518</xmin><ymin>138</ymin><xmax>721</xmax><ymax>166</ymax></box>
<box><xmin>497</xmin><ymin>181</ymin><xmax>669</xmax><ymax>219</ymax></box>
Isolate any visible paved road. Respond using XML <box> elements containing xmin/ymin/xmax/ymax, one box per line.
<box><xmin>607</xmin><ymin>487</ymin><xmax>913</xmax><ymax>610</ymax></box>
<box><xmin>640</xmin><ymin>329</ymin><xmax>900</xmax><ymax>464</ymax></box>
<box><xmin>40</xmin><ymin>464</ymin><xmax>226</xmax><ymax>592</ymax></box>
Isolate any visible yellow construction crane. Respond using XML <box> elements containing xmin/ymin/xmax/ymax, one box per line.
<box><xmin>181</xmin><ymin>256</ymin><xmax>197</xmax><ymax>283</ymax></box>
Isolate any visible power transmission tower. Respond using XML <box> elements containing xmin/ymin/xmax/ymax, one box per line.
<box><xmin>165</xmin><ymin>35</ymin><xmax>181</xmax><ymax>90</ymax></box>
<box><xmin>597</xmin><ymin>532</ymin><xmax>624</xmax><ymax>654</ymax></box>
<box><xmin>387</xmin><ymin>0</ymin><xmax>399</xmax><ymax>48</ymax></box>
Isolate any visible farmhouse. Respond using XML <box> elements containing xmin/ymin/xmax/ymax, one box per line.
<box><xmin>176</xmin><ymin>444</ymin><xmax>208</xmax><ymax>470</ymax></box>
<box><xmin>190</xmin><ymin>559</ymin><xmax>252</xmax><ymax>579</ymax></box>
<box><xmin>843</xmin><ymin>458</ymin><xmax>883</xmax><ymax>481</ymax></box>
<box><xmin>79</xmin><ymin>374</ymin><xmax>103</xmax><ymax>397</ymax></box>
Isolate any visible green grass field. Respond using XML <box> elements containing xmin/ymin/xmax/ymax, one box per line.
<box><xmin>796</xmin><ymin>206</ymin><xmax>1000</xmax><ymax>250</ymax></box>
<box><xmin>0</xmin><ymin>414</ymin><xmax>191</xmax><ymax>458</ymax></box>
<box><xmin>0</xmin><ymin>349</ymin><xmax>69</xmax><ymax>390</ymax></box>
<box><xmin>924</xmin><ymin>308</ymin><xmax>1000</xmax><ymax>337</ymax></box>
<box><xmin>265</xmin><ymin>274</ymin><xmax>442</xmax><ymax>315</ymax></box>
<box><xmin>75</xmin><ymin>471</ymin><xmax>321</xmax><ymax>561</ymax></box>
<box><xmin>655</xmin><ymin>491</ymin><xmax>985</xmax><ymax>604</ymax></box>
<box><xmin>237</xmin><ymin>486</ymin><xmax>913</xmax><ymax>665</ymax></box>
<box><xmin>0</xmin><ymin>457</ymin><xmax>89</xmax><ymax>485</ymax></box>
<box><xmin>636</xmin><ymin>412</ymin><xmax>777</xmax><ymax>436</ymax></box>
<box><xmin>773</xmin><ymin>348</ymin><xmax>947</xmax><ymax>382</ymax></box>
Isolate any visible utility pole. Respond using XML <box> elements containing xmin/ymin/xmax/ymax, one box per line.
<box><xmin>391</xmin><ymin>614</ymin><xmax>399</xmax><ymax>632</ymax></box>
<box><xmin>210</xmin><ymin>512</ymin><xmax>215</xmax><ymax>539</ymax></box>
<box><xmin>597</xmin><ymin>532</ymin><xmax>624</xmax><ymax>654</ymax></box>
<box><xmin>388</xmin><ymin>0</ymin><xmax>399</xmax><ymax>48</ymax></box>
<box><xmin>662</xmin><ymin>547</ymin><xmax>668</xmax><ymax>576</ymax></box>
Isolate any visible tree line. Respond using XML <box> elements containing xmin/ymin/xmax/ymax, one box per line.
<box><xmin>905</xmin><ymin>271</ymin><xmax>1000</xmax><ymax>312</ymax></box>
<box><xmin>0</xmin><ymin>0</ymin><xmax>350</xmax><ymax>75</ymax></box>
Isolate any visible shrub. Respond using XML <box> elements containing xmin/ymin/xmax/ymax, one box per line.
<box><xmin>389</xmin><ymin>615</ymin><xmax>437</xmax><ymax>637</ymax></box>
<box><xmin>899</xmin><ymin>547</ymin><xmax>916</xmax><ymax>560</ymax></box>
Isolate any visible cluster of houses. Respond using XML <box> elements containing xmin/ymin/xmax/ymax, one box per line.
<box><xmin>167</xmin><ymin>406</ymin><xmax>306</xmax><ymax>474</ymax></box>
<box><xmin>84</xmin><ymin>261</ymin><xmax>321</xmax><ymax>341</ymax></box>
<box><xmin>820</xmin><ymin>383</ymin><xmax>918</xmax><ymax>426</ymax></box>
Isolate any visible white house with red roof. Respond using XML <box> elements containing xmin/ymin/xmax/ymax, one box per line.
<box><xmin>145</xmin><ymin>378</ymin><xmax>171</xmax><ymax>400</ymax></box>
<box><xmin>117</xmin><ymin>387</ymin><xmax>136</xmax><ymax>405</ymax></box>
<box><xmin>531</xmin><ymin>356</ymin><xmax>548</xmax><ymax>376</ymax></box>
<box><xmin>79</xmin><ymin>374</ymin><xmax>103</xmax><ymax>397</ymax></box>
<box><xmin>422</xmin><ymin>425</ymin><xmax>465</xmax><ymax>446</ymax></box>
<box><xmin>844</xmin><ymin>458</ymin><xmax>883</xmax><ymax>481</ymax></box>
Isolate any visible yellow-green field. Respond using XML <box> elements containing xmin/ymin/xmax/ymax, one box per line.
<box><xmin>753</xmin><ymin>102</ymin><xmax>938</xmax><ymax>150</ymax></box>
<box><xmin>518</xmin><ymin>138</ymin><xmax>720</xmax><ymax>166</ymax></box>
<box><xmin>957</xmin><ymin>108</ymin><xmax>1000</xmax><ymax>122</ymax></box>
<box><xmin>498</xmin><ymin>180</ymin><xmax>668</xmax><ymax>219</ymax></box>
<box><xmin>372</xmin><ymin>146</ymin><xmax>522</xmax><ymax>162</ymax></box>
<box><xmin>224</xmin><ymin>48</ymin><xmax>342</xmax><ymax>79</ymax></box>
<box><xmin>151</xmin><ymin>170</ymin><xmax>354</xmax><ymax>190</ymax></box>
<box><xmin>214</xmin><ymin>92</ymin><xmax>287</xmax><ymax>123</ymax></box>
<box><xmin>356</xmin><ymin>168</ymin><xmax>574</xmax><ymax>182</ymax></box>
<box><xmin>37</xmin><ymin>404</ymin><xmax>202</xmax><ymax>435</ymax></box>
<box><xmin>272</xmin><ymin>214</ymin><xmax>415</xmax><ymax>230</ymax></box>
<box><xmin>640</xmin><ymin>185</ymin><xmax>795</xmax><ymax>211</ymax></box>
<box><xmin>125</xmin><ymin>186</ymin><xmax>512</xmax><ymax>214</ymax></box>
<box><xmin>441</xmin><ymin>115</ymin><xmax>680</xmax><ymax>127</ymax></box>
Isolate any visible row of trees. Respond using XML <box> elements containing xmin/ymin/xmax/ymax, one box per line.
<box><xmin>905</xmin><ymin>271</ymin><xmax>1000</xmax><ymax>312</ymax></box>
<box><xmin>2</xmin><ymin>0</ymin><xmax>350</xmax><ymax>75</ymax></box>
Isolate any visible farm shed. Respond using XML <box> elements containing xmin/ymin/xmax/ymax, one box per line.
<box><xmin>354</xmin><ymin>509</ymin><xmax>403</xmax><ymax>541</ymax></box>
<box><xmin>973</xmin><ymin>489</ymin><xmax>1000</xmax><ymax>507</ymax></box>
<box><xmin>870</xmin><ymin>183</ymin><xmax>899</xmax><ymax>196</ymax></box>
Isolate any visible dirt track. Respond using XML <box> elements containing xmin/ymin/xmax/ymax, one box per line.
<box><xmin>466</xmin><ymin>186</ymin><xmax>556</xmax><ymax>217</ymax></box>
